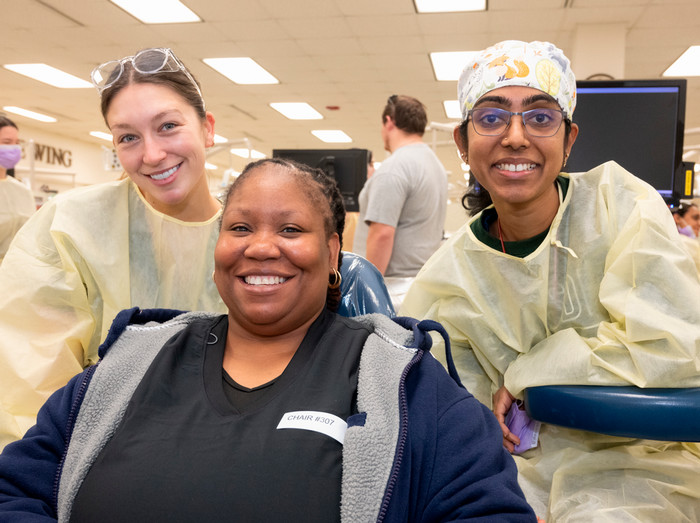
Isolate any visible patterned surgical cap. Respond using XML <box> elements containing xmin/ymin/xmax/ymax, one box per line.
<box><xmin>458</xmin><ymin>40</ymin><xmax>577</xmax><ymax>121</ymax></box>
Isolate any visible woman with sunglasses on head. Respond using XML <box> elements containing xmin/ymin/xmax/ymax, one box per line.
<box><xmin>402</xmin><ymin>40</ymin><xmax>700</xmax><ymax>521</ymax></box>
<box><xmin>0</xmin><ymin>158</ymin><xmax>536</xmax><ymax>521</ymax></box>
<box><xmin>0</xmin><ymin>48</ymin><xmax>226</xmax><ymax>449</ymax></box>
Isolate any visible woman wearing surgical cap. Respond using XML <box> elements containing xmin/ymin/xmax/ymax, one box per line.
<box><xmin>0</xmin><ymin>48</ymin><xmax>227</xmax><ymax>449</ymax></box>
<box><xmin>0</xmin><ymin>116</ymin><xmax>34</xmax><ymax>261</ymax></box>
<box><xmin>402</xmin><ymin>40</ymin><xmax>700</xmax><ymax>521</ymax></box>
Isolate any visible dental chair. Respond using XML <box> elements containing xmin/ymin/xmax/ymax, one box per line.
<box><xmin>523</xmin><ymin>385</ymin><xmax>700</xmax><ymax>441</ymax></box>
<box><xmin>337</xmin><ymin>251</ymin><xmax>395</xmax><ymax>318</ymax></box>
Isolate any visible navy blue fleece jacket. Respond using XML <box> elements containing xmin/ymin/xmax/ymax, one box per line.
<box><xmin>0</xmin><ymin>308</ymin><xmax>535</xmax><ymax>522</ymax></box>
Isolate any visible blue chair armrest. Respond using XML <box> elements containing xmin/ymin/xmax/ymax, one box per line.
<box><xmin>523</xmin><ymin>385</ymin><xmax>700</xmax><ymax>442</ymax></box>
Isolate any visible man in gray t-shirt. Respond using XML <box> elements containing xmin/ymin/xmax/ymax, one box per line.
<box><xmin>354</xmin><ymin>95</ymin><xmax>447</xmax><ymax>307</ymax></box>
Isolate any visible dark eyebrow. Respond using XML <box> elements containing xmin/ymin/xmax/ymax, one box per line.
<box><xmin>473</xmin><ymin>92</ymin><xmax>559</xmax><ymax>109</ymax></box>
<box><xmin>474</xmin><ymin>95</ymin><xmax>510</xmax><ymax>108</ymax></box>
<box><xmin>522</xmin><ymin>93</ymin><xmax>559</xmax><ymax>107</ymax></box>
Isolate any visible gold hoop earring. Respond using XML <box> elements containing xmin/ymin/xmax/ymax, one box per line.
<box><xmin>328</xmin><ymin>267</ymin><xmax>342</xmax><ymax>289</ymax></box>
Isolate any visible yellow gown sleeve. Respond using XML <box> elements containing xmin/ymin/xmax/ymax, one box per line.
<box><xmin>504</xmin><ymin>192</ymin><xmax>700</xmax><ymax>397</ymax></box>
<box><xmin>0</xmin><ymin>199</ymin><xmax>102</xmax><ymax>447</ymax></box>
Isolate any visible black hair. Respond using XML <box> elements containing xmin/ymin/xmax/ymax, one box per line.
<box><xmin>0</xmin><ymin>116</ymin><xmax>18</xmax><ymax>131</ymax></box>
<box><xmin>677</xmin><ymin>202</ymin><xmax>698</xmax><ymax>218</ymax></box>
<box><xmin>222</xmin><ymin>157</ymin><xmax>346</xmax><ymax>311</ymax></box>
<box><xmin>458</xmin><ymin>118</ymin><xmax>574</xmax><ymax>216</ymax></box>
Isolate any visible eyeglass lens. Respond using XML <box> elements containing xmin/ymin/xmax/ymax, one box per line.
<box><xmin>93</xmin><ymin>49</ymin><xmax>173</xmax><ymax>91</ymax></box>
<box><xmin>470</xmin><ymin>107</ymin><xmax>563</xmax><ymax>137</ymax></box>
<box><xmin>132</xmin><ymin>49</ymin><xmax>171</xmax><ymax>74</ymax></box>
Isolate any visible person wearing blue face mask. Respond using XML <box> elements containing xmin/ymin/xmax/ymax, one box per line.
<box><xmin>0</xmin><ymin>116</ymin><xmax>34</xmax><ymax>261</ymax></box>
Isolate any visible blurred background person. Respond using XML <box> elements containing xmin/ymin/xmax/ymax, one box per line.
<box><xmin>0</xmin><ymin>116</ymin><xmax>35</xmax><ymax>261</ymax></box>
<box><xmin>354</xmin><ymin>95</ymin><xmax>447</xmax><ymax>309</ymax></box>
<box><xmin>675</xmin><ymin>201</ymin><xmax>700</xmax><ymax>238</ymax></box>
<box><xmin>666</xmin><ymin>196</ymin><xmax>700</xmax><ymax>275</ymax></box>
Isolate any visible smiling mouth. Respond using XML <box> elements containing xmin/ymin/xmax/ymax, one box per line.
<box><xmin>244</xmin><ymin>275</ymin><xmax>288</xmax><ymax>285</ymax></box>
<box><xmin>496</xmin><ymin>163</ymin><xmax>537</xmax><ymax>172</ymax></box>
<box><xmin>148</xmin><ymin>163</ymin><xmax>180</xmax><ymax>180</ymax></box>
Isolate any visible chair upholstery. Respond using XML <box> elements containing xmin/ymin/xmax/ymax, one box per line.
<box><xmin>337</xmin><ymin>252</ymin><xmax>395</xmax><ymax>318</ymax></box>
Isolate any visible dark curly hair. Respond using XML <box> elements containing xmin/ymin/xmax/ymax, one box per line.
<box><xmin>222</xmin><ymin>157</ymin><xmax>346</xmax><ymax>311</ymax></box>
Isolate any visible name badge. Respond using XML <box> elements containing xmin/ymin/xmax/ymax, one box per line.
<box><xmin>277</xmin><ymin>411</ymin><xmax>348</xmax><ymax>444</ymax></box>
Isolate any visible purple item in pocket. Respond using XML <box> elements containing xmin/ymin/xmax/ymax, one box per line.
<box><xmin>505</xmin><ymin>401</ymin><xmax>541</xmax><ymax>454</ymax></box>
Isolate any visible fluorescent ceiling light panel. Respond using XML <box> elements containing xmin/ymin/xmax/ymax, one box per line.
<box><xmin>270</xmin><ymin>102</ymin><xmax>323</xmax><ymax>120</ymax></box>
<box><xmin>203</xmin><ymin>57</ymin><xmax>279</xmax><ymax>85</ymax></box>
<box><xmin>430</xmin><ymin>51</ymin><xmax>478</xmax><ymax>81</ymax></box>
<box><xmin>214</xmin><ymin>134</ymin><xmax>228</xmax><ymax>143</ymax></box>
<box><xmin>205</xmin><ymin>162</ymin><xmax>218</xmax><ymax>170</ymax></box>
<box><xmin>109</xmin><ymin>0</ymin><xmax>200</xmax><ymax>23</ymax></box>
<box><xmin>443</xmin><ymin>100</ymin><xmax>462</xmax><ymax>119</ymax></box>
<box><xmin>414</xmin><ymin>0</ymin><xmax>486</xmax><ymax>13</ymax></box>
<box><xmin>230</xmin><ymin>148</ymin><xmax>266</xmax><ymax>159</ymax></box>
<box><xmin>663</xmin><ymin>46</ymin><xmax>700</xmax><ymax>77</ymax></box>
<box><xmin>312</xmin><ymin>130</ymin><xmax>352</xmax><ymax>143</ymax></box>
<box><xmin>3</xmin><ymin>64</ymin><xmax>92</xmax><ymax>88</ymax></box>
<box><xmin>90</xmin><ymin>131</ymin><xmax>113</xmax><ymax>141</ymax></box>
<box><xmin>3</xmin><ymin>106</ymin><xmax>57</xmax><ymax>123</ymax></box>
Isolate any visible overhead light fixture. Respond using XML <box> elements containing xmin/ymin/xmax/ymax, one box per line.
<box><xmin>109</xmin><ymin>0</ymin><xmax>200</xmax><ymax>23</ymax></box>
<box><xmin>414</xmin><ymin>0</ymin><xmax>486</xmax><ymax>13</ymax></box>
<box><xmin>430</xmin><ymin>51</ymin><xmax>478</xmax><ymax>81</ymax></box>
<box><xmin>205</xmin><ymin>162</ymin><xmax>218</xmax><ymax>170</ymax></box>
<box><xmin>214</xmin><ymin>134</ymin><xmax>228</xmax><ymax>144</ymax></box>
<box><xmin>203</xmin><ymin>57</ymin><xmax>279</xmax><ymax>85</ymax></box>
<box><xmin>230</xmin><ymin>148</ymin><xmax>266</xmax><ymax>159</ymax></box>
<box><xmin>663</xmin><ymin>46</ymin><xmax>700</xmax><ymax>77</ymax></box>
<box><xmin>443</xmin><ymin>100</ymin><xmax>462</xmax><ymax>119</ymax></box>
<box><xmin>90</xmin><ymin>131</ymin><xmax>113</xmax><ymax>141</ymax></box>
<box><xmin>3</xmin><ymin>106</ymin><xmax>57</xmax><ymax>123</ymax></box>
<box><xmin>270</xmin><ymin>102</ymin><xmax>323</xmax><ymax>120</ymax></box>
<box><xmin>311</xmin><ymin>130</ymin><xmax>352</xmax><ymax>143</ymax></box>
<box><xmin>3</xmin><ymin>64</ymin><xmax>92</xmax><ymax>88</ymax></box>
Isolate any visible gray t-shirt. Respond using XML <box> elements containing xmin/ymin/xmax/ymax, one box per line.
<box><xmin>353</xmin><ymin>142</ymin><xmax>447</xmax><ymax>277</ymax></box>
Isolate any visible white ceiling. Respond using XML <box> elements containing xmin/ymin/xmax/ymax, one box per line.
<box><xmin>2</xmin><ymin>0</ymin><xmax>700</xmax><ymax>199</ymax></box>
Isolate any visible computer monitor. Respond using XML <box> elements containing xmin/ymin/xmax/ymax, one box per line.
<box><xmin>272</xmin><ymin>148</ymin><xmax>370</xmax><ymax>212</ymax></box>
<box><xmin>566</xmin><ymin>79</ymin><xmax>688</xmax><ymax>197</ymax></box>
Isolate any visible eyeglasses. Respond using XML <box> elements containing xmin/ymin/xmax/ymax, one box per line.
<box><xmin>91</xmin><ymin>48</ymin><xmax>204</xmax><ymax>106</ymax></box>
<box><xmin>468</xmin><ymin>107</ymin><xmax>565</xmax><ymax>137</ymax></box>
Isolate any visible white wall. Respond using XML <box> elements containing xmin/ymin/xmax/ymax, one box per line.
<box><xmin>12</xmin><ymin>123</ymin><xmax>119</xmax><ymax>203</ymax></box>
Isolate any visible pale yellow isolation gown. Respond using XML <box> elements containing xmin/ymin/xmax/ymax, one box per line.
<box><xmin>0</xmin><ymin>176</ymin><xmax>35</xmax><ymax>261</ymax></box>
<box><xmin>401</xmin><ymin>161</ymin><xmax>700</xmax><ymax>522</ymax></box>
<box><xmin>0</xmin><ymin>178</ymin><xmax>225</xmax><ymax>448</ymax></box>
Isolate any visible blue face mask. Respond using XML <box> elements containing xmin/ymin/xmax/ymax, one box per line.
<box><xmin>0</xmin><ymin>145</ymin><xmax>21</xmax><ymax>169</ymax></box>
